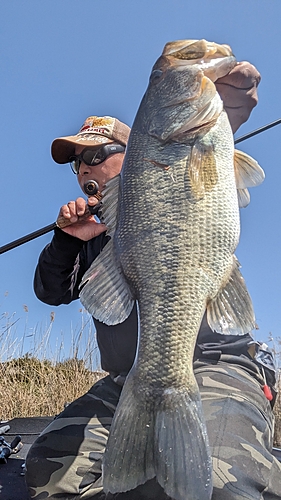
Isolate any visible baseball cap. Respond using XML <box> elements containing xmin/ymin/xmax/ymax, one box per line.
<box><xmin>51</xmin><ymin>116</ymin><xmax>131</xmax><ymax>164</ymax></box>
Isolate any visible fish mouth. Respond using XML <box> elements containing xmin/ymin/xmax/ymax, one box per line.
<box><xmin>162</xmin><ymin>39</ymin><xmax>236</xmax><ymax>81</ymax></box>
<box><xmin>145</xmin><ymin>40</ymin><xmax>236</xmax><ymax>142</ymax></box>
<box><xmin>162</xmin><ymin>39</ymin><xmax>233</xmax><ymax>62</ymax></box>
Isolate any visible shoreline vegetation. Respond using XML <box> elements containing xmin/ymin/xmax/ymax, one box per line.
<box><xmin>0</xmin><ymin>309</ymin><xmax>280</xmax><ymax>447</ymax></box>
<box><xmin>0</xmin><ymin>308</ymin><xmax>105</xmax><ymax>418</ymax></box>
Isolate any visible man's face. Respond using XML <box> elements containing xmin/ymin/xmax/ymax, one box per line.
<box><xmin>75</xmin><ymin>145</ymin><xmax>125</xmax><ymax>193</ymax></box>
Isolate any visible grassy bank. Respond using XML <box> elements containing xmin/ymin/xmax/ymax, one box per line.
<box><xmin>0</xmin><ymin>308</ymin><xmax>104</xmax><ymax>418</ymax></box>
<box><xmin>0</xmin><ymin>355</ymin><xmax>104</xmax><ymax>418</ymax></box>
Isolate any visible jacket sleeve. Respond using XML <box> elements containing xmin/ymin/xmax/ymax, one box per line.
<box><xmin>33</xmin><ymin>227</ymin><xmax>87</xmax><ymax>306</ymax></box>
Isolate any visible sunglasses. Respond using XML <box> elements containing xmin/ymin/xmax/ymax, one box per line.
<box><xmin>69</xmin><ymin>143</ymin><xmax>126</xmax><ymax>174</ymax></box>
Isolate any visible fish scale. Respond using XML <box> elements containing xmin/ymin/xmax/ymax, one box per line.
<box><xmin>79</xmin><ymin>39</ymin><xmax>265</xmax><ymax>500</ymax></box>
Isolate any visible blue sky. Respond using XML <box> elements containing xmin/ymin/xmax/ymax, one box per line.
<box><xmin>0</xmin><ymin>0</ymin><xmax>280</xmax><ymax>364</ymax></box>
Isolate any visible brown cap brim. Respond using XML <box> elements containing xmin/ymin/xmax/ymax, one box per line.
<box><xmin>51</xmin><ymin>134</ymin><xmax>114</xmax><ymax>164</ymax></box>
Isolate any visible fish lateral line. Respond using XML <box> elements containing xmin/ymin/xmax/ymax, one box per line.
<box><xmin>143</xmin><ymin>158</ymin><xmax>170</xmax><ymax>170</ymax></box>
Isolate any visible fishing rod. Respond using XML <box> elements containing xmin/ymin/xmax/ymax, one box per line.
<box><xmin>1</xmin><ymin>117</ymin><xmax>281</xmax><ymax>255</ymax></box>
<box><xmin>234</xmin><ymin>117</ymin><xmax>281</xmax><ymax>145</ymax></box>
<box><xmin>0</xmin><ymin>181</ymin><xmax>102</xmax><ymax>255</ymax></box>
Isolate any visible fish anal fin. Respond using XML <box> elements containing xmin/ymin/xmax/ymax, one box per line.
<box><xmin>207</xmin><ymin>256</ymin><xmax>256</xmax><ymax>335</ymax></box>
<box><xmin>189</xmin><ymin>142</ymin><xmax>218</xmax><ymax>199</ymax></box>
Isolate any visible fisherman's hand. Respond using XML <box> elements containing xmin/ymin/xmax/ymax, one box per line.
<box><xmin>215</xmin><ymin>61</ymin><xmax>261</xmax><ymax>133</ymax></box>
<box><xmin>56</xmin><ymin>197</ymin><xmax>107</xmax><ymax>241</ymax></box>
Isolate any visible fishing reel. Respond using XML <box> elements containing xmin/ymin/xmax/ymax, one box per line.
<box><xmin>0</xmin><ymin>435</ymin><xmax>22</xmax><ymax>464</ymax></box>
<box><xmin>84</xmin><ymin>180</ymin><xmax>103</xmax><ymax>217</ymax></box>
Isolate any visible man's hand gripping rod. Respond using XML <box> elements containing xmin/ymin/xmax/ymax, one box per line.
<box><xmin>0</xmin><ymin>181</ymin><xmax>102</xmax><ymax>254</ymax></box>
<box><xmin>56</xmin><ymin>180</ymin><xmax>102</xmax><ymax>229</ymax></box>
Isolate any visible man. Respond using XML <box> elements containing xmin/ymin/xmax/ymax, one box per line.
<box><xmin>25</xmin><ymin>62</ymin><xmax>281</xmax><ymax>499</ymax></box>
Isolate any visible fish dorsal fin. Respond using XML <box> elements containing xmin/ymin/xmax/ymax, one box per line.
<box><xmin>207</xmin><ymin>256</ymin><xmax>256</xmax><ymax>335</ymax></box>
<box><xmin>98</xmin><ymin>175</ymin><xmax>120</xmax><ymax>236</ymax></box>
<box><xmin>189</xmin><ymin>141</ymin><xmax>218</xmax><ymax>199</ymax></box>
<box><xmin>79</xmin><ymin>239</ymin><xmax>135</xmax><ymax>325</ymax></box>
<box><xmin>79</xmin><ymin>175</ymin><xmax>134</xmax><ymax>325</ymax></box>
<box><xmin>234</xmin><ymin>149</ymin><xmax>265</xmax><ymax>208</ymax></box>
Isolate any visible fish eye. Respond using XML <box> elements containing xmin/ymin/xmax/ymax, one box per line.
<box><xmin>150</xmin><ymin>69</ymin><xmax>163</xmax><ymax>83</ymax></box>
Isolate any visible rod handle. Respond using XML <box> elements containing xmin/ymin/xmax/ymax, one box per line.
<box><xmin>56</xmin><ymin>208</ymin><xmax>94</xmax><ymax>229</ymax></box>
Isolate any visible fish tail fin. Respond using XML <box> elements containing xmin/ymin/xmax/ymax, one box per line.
<box><xmin>155</xmin><ymin>387</ymin><xmax>213</xmax><ymax>500</ymax></box>
<box><xmin>234</xmin><ymin>149</ymin><xmax>265</xmax><ymax>208</ymax></box>
<box><xmin>103</xmin><ymin>373</ymin><xmax>213</xmax><ymax>500</ymax></box>
<box><xmin>207</xmin><ymin>255</ymin><xmax>256</xmax><ymax>335</ymax></box>
<box><xmin>103</xmin><ymin>372</ymin><xmax>156</xmax><ymax>493</ymax></box>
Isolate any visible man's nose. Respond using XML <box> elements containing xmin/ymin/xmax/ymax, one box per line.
<box><xmin>79</xmin><ymin>162</ymin><xmax>92</xmax><ymax>175</ymax></box>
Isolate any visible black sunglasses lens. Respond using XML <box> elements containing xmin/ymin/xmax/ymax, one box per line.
<box><xmin>69</xmin><ymin>144</ymin><xmax>124</xmax><ymax>174</ymax></box>
<box><xmin>82</xmin><ymin>149</ymin><xmax>106</xmax><ymax>166</ymax></box>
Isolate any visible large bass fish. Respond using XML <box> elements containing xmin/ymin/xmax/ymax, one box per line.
<box><xmin>80</xmin><ymin>39</ymin><xmax>264</xmax><ymax>500</ymax></box>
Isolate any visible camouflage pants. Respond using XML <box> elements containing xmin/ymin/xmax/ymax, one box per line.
<box><xmin>25</xmin><ymin>357</ymin><xmax>281</xmax><ymax>499</ymax></box>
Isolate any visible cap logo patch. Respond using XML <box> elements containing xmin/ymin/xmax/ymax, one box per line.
<box><xmin>79</xmin><ymin>126</ymin><xmax>111</xmax><ymax>136</ymax></box>
<box><xmin>79</xmin><ymin>116</ymin><xmax>114</xmax><ymax>131</ymax></box>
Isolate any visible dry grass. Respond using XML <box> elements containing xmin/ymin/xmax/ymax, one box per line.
<box><xmin>0</xmin><ymin>356</ymin><xmax>104</xmax><ymax>419</ymax></box>
<box><xmin>0</xmin><ymin>307</ymin><xmax>105</xmax><ymax>419</ymax></box>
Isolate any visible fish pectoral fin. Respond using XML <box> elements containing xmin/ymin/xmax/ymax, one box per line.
<box><xmin>189</xmin><ymin>142</ymin><xmax>218</xmax><ymax>199</ymax></box>
<box><xmin>103</xmin><ymin>372</ymin><xmax>212</xmax><ymax>500</ymax></box>
<box><xmin>207</xmin><ymin>256</ymin><xmax>256</xmax><ymax>335</ymax></box>
<box><xmin>237</xmin><ymin>188</ymin><xmax>250</xmax><ymax>208</ymax></box>
<box><xmin>234</xmin><ymin>149</ymin><xmax>265</xmax><ymax>208</ymax></box>
<box><xmin>79</xmin><ymin>239</ymin><xmax>134</xmax><ymax>325</ymax></box>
